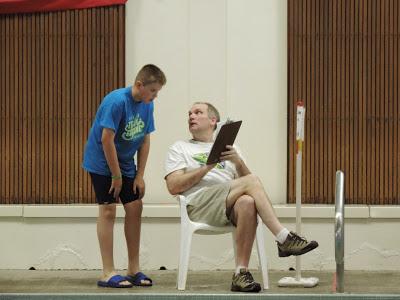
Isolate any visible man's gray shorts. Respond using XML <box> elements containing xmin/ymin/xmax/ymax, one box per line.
<box><xmin>186</xmin><ymin>182</ymin><xmax>234</xmax><ymax>227</ymax></box>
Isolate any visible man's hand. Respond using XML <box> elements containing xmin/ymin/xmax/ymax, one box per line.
<box><xmin>134</xmin><ymin>175</ymin><xmax>145</xmax><ymax>199</ymax></box>
<box><xmin>220</xmin><ymin>145</ymin><xmax>242</xmax><ymax>166</ymax></box>
<box><xmin>109</xmin><ymin>177</ymin><xmax>122</xmax><ymax>201</ymax></box>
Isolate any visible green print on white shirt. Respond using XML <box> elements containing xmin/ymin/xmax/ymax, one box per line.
<box><xmin>122</xmin><ymin>114</ymin><xmax>145</xmax><ymax>141</ymax></box>
<box><xmin>192</xmin><ymin>153</ymin><xmax>224</xmax><ymax>169</ymax></box>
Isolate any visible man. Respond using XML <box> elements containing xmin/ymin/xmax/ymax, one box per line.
<box><xmin>164</xmin><ymin>102</ymin><xmax>318</xmax><ymax>293</ymax></box>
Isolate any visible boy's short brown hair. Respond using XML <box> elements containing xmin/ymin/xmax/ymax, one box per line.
<box><xmin>135</xmin><ymin>64</ymin><xmax>167</xmax><ymax>86</ymax></box>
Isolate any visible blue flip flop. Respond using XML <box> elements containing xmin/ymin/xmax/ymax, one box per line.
<box><xmin>125</xmin><ymin>272</ymin><xmax>153</xmax><ymax>286</ymax></box>
<box><xmin>97</xmin><ymin>274</ymin><xmax>133</xmax><ymax>288</ymax></box>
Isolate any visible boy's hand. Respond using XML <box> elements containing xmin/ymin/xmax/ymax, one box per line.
<box><xmin>109</xmin><ymin>178</ymin><xmax>122</xmax><ymax>201</ymax></box>
<box><xmin>134</xmin><ymin>176</ymin><xmax>145</xmax><ymax>199</ymax></box>
<box><xmin>220</xmin><ymin>145</ymin><xmax>241</xmax><ymax>166</ymax></box>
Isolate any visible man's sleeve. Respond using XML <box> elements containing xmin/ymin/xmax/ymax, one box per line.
<box><xmin>164</xmin><ymin>142</ymin><xmax>187</xmax><ymax>178</ymax></box>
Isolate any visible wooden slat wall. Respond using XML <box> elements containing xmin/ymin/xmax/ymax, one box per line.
<box><xmin>288</xmin><ymin>0</ymin><xmax>399</xmax><ymax>205</ymax></box>
<box><xmin>0</xmin><ymin>6</ymin><xmax>125</xmax><ymax>204</ymax></box>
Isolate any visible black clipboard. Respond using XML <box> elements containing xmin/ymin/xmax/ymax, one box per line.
<box><xmin>206</xmin><ymin>120</ymin><xmax>242</xmax><ymax>164</ymax></box>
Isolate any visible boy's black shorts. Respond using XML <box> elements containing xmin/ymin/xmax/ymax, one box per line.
<box><xmin>89</xmin><ymin>172</ymin><xmax>139</xmax><ymax>205</ymax></box>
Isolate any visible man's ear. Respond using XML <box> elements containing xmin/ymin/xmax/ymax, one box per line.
<box><xmin>210</xmin><ymin>116</ymin><xmax>218</xmax><ymax>127</ymax></box>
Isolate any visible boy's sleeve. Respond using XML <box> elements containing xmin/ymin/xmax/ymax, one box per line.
<box><xmin>164</xmin><ymin>142</ymin><xmax>187</xmax><ymax>178</ymax></box>
<box><xmin>99</xmin><ymin>100</ymin><xmax>123</xmax><ymax>133</ymax></box>
<box><xmin>145</xmin><ymin>102</ymin><xmax>155</xmax><ymax>134</ymax></box>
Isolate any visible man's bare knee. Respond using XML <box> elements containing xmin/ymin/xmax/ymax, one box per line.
<box><xmin>235</xmin><ymin>195</ymin><xmax>257</xmax><ymax>218</ymax></box>
<box><xmin>240</xmin><ymin>174</ymin><xmax>263</xmax><ymax>191</ymax></box>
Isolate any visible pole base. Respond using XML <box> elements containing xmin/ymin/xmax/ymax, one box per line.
<box><xmin>278</xmin><ymin>276</ymin><xmax>319</xmax><ymax>288</ymax></box>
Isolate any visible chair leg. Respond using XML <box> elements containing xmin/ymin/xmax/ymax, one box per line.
<box><xmin>255</xmin><ymin>217</ymin><xmax>269</xmax><ymax>289</ymax></box>
<box><xmin>177</xmin><ymin>227</ymin><xmax>194</xmax><ymax>290</ymax></box>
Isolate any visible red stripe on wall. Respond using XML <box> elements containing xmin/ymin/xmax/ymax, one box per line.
<box><xmin>0</xmin><ymin>0</ymin><xmax>126</xmax><ymax>14</ymax></box>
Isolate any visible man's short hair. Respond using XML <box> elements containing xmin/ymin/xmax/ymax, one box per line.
<box><xmin>135</xmin><ymin>64</ymin><xmax>167</xmax><ymax>86</ymax></box>
<box><xmin>194</xmin><ymin>101</ymin><xmax>220</xmax><ymax>130</ymax></box>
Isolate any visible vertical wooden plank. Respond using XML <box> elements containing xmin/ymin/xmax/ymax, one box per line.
<box><xmin>313</xmin><ymin>0</ymin><xmax>319</xmax><ymax>203</ymax></box>
<box><xmin>338</xmin><ymin>0</ymin><xmax>344</xmax><ymax>182</ymax></box>
<box><xmin>357</xmin><ymin>0</ymin><xmax>364</xmax><ymax>204</ymax></box>
<box><xmin>331</xmin><ymin>0</ymin><xmax>338</xmax><ymax>204</ymax></box>
<box><xmin>354</xmin><ymin>0</ymin><xmax>360</xmax><ymax>204</ymax></box>
<box><xmin>80</xmin><ymin>9</ymin><xmax>88</xmax><ymax>203</ymax></box>
<box><xmin>322</xmin><ymin>0</ymin><xmax>328</xmax><ymax>203</ymax></box>
<box><xmin>23</xmin><ymin>14</ymin><xmax>31</xmax><ymax>203</ymax></box>
<box><xmin>303</xmin><ymin>0</ymin><xmax>310</xmax><ymax>203</ymax></box>
<box><xmin>29</xmin><ymin>14</ymin><xmax>36</xmax><ymax>204</ymax></box>
<box><xmin>287</xmin><ymin>0</ymin><xmax>294</xmax><ymax>203</ymax></box>
<box><xmin>56</xmin><ymin>11</ymin><xmax>61</xmax><ymax>204</ymax></box>
<box><xmin>0</xmin><ymin>16</ymin><xmax>4</xmax><ymax>203</ymax></box>
<box><xmin>119</xmin><ymin>5</ymin><xmax>125</xmax><ymax>85</ymax></box>
<box><xmin>326</xmin><ymin>0</ymin><xmax>333</xmax><ymax>203</ymax></box>
<box><xmin>340</xmin><ymin>0</ymin><xmax>347</xmax><ymax>195</ymax></box>
<box><xmin>369</xmin><ymin>0</ymin><xmax>376</xmax><ymax>204</ymax></box>
<box><xmin>361</xmin><ymin>0</ymin><xmax>368</xmax><ymax>205</ymax></box>
<box><xmin>112</xmin><ymin>7</ymin><xmax>118</xmax><ymax>89</ymax></box>
<box><xmin>393</xmin><ymin>1</ymin><xmax>400</xmax><ymax>205</ymax></box>
<box><xmin>13</xmin><ymin>15</ymin><xmax>18</xmax><ymax>203</ymax></box>
<box><xmin>348</xmin><ymin>0</ymin><xmax>355</xmax><ymax>204</ymax></box>
<box><xmin>15</xmin><ymin>15</ymin><xmax>20</xmax><ymax>203</ymax></box>
<box><xmin>302</xmin><ymin>0</ymin><xmax>309</xmax><ymax>202</ymax></box>
<box><xmin>379</xmin><ymin>0</ymin><xmax>385</xmax><ymax>205</ymax></box>
<box><xmin>100</xmin><ymin>7</ymin><xmax>105</xmax><ymax>99</ymax></box>
<box><xmin>0</xmin><ymin>17</ymin><xmax>4</xmax><ymax>203</ymax></box>
<box><xmin>84</xmin><ymin>8</ymin><xmax>93</xmax><ymax>203</ymax></box>
<box><xmin>44</xmin><ymin>13</ymin><xmax>50</xmax><ymax>204</ymax></box>
<box><xmin>385</xmin><ymin>0</ymin><xmax>392</xmax><ymax>204</ymax></box>
<box><xmin>317</xmin><ymin>0</ymin><xmax>324</xmax><ymax>203</ymax></box>
<box><xmin>64</xmin><ymin>10</ymin><xmax>71</xmax><ymax>203</ymax></box>
<box><xmin>73</xmin><ymin>10</ymin><xmax>79</xmax><ymax>203</ymax></box>
<box><xmin>8</xmin><ymin>15</ymin><xmax>13</xmax><ymax>204</ymax></box>
<box><xmin>288</xmin><ymin>0</ymin><xmax>296</xmax><ymax>203</ymax></box>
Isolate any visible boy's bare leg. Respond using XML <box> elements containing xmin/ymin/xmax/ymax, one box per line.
<box><xmin>226</xmin><ymin>174</ymin><xmax>284</xmax><ymax>236</ymax></box>
<box><xmin>97</xmin><ymin>204</ymin><xmax>130</xmax><ymax>285</ymax></box>
<box><xmin>124</xmin><ymin>199</ymin><xmax>150</xmax><ymax>285</ymax></box>
<box><xmin>231</xmin><ymin>195</ymin><xmax>257</xmax><ymax>268</ymax></box>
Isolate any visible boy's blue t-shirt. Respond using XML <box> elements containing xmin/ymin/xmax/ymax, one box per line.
<box><xmin>82</xmin><ymin>87</ymin><xmax>155</xmax><ymax>178</ymax></box>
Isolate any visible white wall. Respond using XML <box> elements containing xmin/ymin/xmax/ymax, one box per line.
<box><xmin>126</xmin><ymin>0</ymin><xmax>288</xmax><ymax>205</ymax></box>
<box><xmin>1</xmin><ymin>206</ymin><xmax>400</xmax><ymax>270</ymax></box>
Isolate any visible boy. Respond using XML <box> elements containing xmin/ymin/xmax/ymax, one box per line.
<box><xmin>83</xmin><ymin>64</ymin><xmax>166</xmax><ymax>288</ymax></box>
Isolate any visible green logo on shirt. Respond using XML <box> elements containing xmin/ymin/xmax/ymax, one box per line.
<box><xmin>122</xmin><ymin>114</ymin><xmax>145</xmax><ymax>141</ymax></box>
<box><xmin>192</xmin><ymin>153</ymin><xmax>224</xmax><ymax>169</ymax></box>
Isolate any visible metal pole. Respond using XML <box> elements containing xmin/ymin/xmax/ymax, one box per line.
<box><xmin>295</xmin><ymin>100</ymin><xmax>305</xmax><ymax>281</ymax></box>
<box><xmin>278</xmin><ymin>100</ymin><xmax>318</xmax><ymax>287</ymax></box>
<box><xmin>335</xmin><ymin>171</ymin><xmax>345</xmax><ymax>293</ymax></box>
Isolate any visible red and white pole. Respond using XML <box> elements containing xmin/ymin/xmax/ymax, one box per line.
<box><xmin>295</xmin><ymin>99</ymin><xmax>305</xmax><ymax>281</ymax></box>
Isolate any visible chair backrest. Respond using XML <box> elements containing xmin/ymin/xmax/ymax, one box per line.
<box><xmin>177</xmin><ymin>195</ymin><xmax>234</xmax><ymax>235</ymax></box>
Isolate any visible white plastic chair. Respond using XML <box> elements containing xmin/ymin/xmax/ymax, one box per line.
<box><xmin>176</xmin><ymin>195</ymin><xmax>269</xmax><ymax>290</ymax></box>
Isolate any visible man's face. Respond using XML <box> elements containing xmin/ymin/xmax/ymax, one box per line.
<box><xmin>136</xmin><ymin>82</ymin><xmax>163</xmax><ymax>103</ymax></box>
<box><xmin>188</xmin><ymin>103</ymin><xmax>216</xmax><ymax>134</ymax></box>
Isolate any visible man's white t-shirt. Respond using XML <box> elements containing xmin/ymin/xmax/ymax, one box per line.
<box><xmin>164</xmin><ymin>140</ymin><xmax>243</xmax><ymax>203</ymax></box>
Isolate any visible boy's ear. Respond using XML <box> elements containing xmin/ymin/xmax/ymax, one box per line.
<box><xmin>135</xmin><ymin>80</ymin><xmax>144</xmax><ymax>88</ymax></box>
